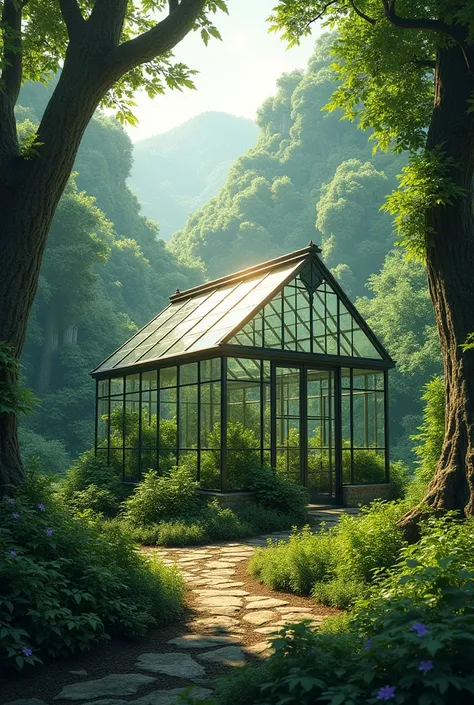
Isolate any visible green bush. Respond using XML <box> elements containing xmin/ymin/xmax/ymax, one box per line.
<box><xmin>122</xmin><ymin>466</ymin><xmax>200</xmax><ymax>525</ymax></box>
<box><xmin>250</xmin><ymin>526</ymin><xmax>333</xmax><ymax>594</ymax></box>
<box><xmin>55</xmin><ymin>450</ymin><xmax>127</xmax><ymax>516</ymax></box>
<box><xmin>0</xmin><ymin>473</ymin><xmax>185</xmax><ymax>673</ymax></box>
<box><xmin>212</xmin><ymin>519</ymin><xmax>474</xmax><ymax>704</ymax></box>
<box><xmin>19</xmin><ymin>427</ymin><xmax>72</xmax><ymax>475</ymax></box>
<box><xmin>250</xmin><ymin>501</ymin><xmax>407</xmax><ymax>607</ymax></box>
<box><xmin>247</xmin><ymin>465</ymin><xmax>309</xmax><ymax>518</ymax></box>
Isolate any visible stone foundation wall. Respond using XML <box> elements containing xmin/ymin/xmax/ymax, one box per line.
<box><xmin>198</xmin><ymin>490</ymin><xmax>254</xmax><ymax>508</ymax></box>
<box><xmin>342</xmin><ymin>483</ymin><xmax>393</xmax><ymax>507</ymax></box>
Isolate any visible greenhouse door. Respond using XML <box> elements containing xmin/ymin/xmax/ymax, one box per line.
<box><xmin>273</xmin><ymin>365</ymin><xmax>337</xmax><ymax>504</ymax></box>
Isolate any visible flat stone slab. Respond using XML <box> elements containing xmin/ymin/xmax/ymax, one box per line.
<box><xmin>193</xmin><ymin>589</ymin><xmax>249</xmax><ymax>597</ymax></box>
<box><xmin>201</xmin><ymin>581</ymin><xmax>245</xmax><ymax>588</ymax></box>
<box><xmin>242</xmin><ymin>610</ymin><xmax>278</xmax><ymax>626</ymax></box>
<box><xmin>275</xmin><ymin>612</ymin><xmax>318</xmax><ymax>622</ymax></box>
<box><xmin>6</xmin><ymin>700</ymin><xmax>49</xmax><ymax>705</ymax></box>
<box><xmin>244</xmin><ymin>641</ymin><xmax>273</xmax><ymax>656</ymax></box>
<box><xmin>168</xmin><ymin>634</ymin><xmax>238</xmax><ymax>649</ymax></box>
<box><xmin>199</xmin><ymin>596</ymin><xmax>243</xmax><ymax>607</ymax></box>
<box><xmin>195</xmin><ymin>604</ymin><xmax>241</xmax><ymax>615</ymax></box>
<box><xmin>243</xmin><ymin>595</ymin><xmax>272</xmax><ymax>602</ymax></box>
<box><xmin>197</xmin><ymin>646</ymin><xmax>246</xmax><ymax>667</ymax></box>
<box><xmin>205</xmin><ymin>561</ymin><xmax>236</xmax><ymax>569</ymax></box>
<box><xmin>254</xmin><ymin>626</ymin><xmax>282</xmax><ymax>635</ymax></box>
<box><xmin>190</xmin><ymin>616</ymin><xmax>240</xmax><ymax>633</ymax></box>
<box><xmin>277</xmin><ymin>606</ymin><xmax>315</xmax><ymax>613</ymax></box>
<box><xmin>54</xmin><ymin>674</ymin><xmax>156</xmax><ymax>700</ymax></box>
<box><xmin>245</xmin><ymin>598</ymin><xmax>289</xmax><ymax>610</ymax></box>
<box><xmin>136</xmin><ymin>653</ymin><xmax>205</xmax><ymax>680</ymax></box>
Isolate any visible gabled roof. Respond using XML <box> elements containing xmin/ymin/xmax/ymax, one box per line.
<box><xmin>91</xmin><ymin>244</ymin><xmax>393</xmax><ymax>376</ymax></box>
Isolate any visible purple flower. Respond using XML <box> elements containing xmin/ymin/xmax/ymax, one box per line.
<box><xmin>411</xmin><ymin>622</ymin><xmax>429</xmax><ymax>637</ymax></box>
<box><xmin>9</xmin><ymin>550</ymin><xmax>16</xmax><ymax>557</ymax></box>
<box><xmin>37</xmin><ymin>503</ymin><xmax>45</xmax><ymax>511</ymax></box>
<box><xmin>22</xmin><ymin>647</ymin><xmax>33</xmax><ymax>657</ymax></box>
<box><xmin>419</xmin><ymin>660</ymin><xmax>434</xmax><ymax>674</ymax></box>
<box><xmin>7</xmin><ymin>498</ymin><xmax>15</xmax><ymax>504</ymax></box>
<box><xmin>377</xmin><ymin>685</ymin><xmax>396</xmax><ymax>701</ymax></box>
<box><xmin>364</xmin><ymin>638</ymin><xmax>372</xmax><ymax>651</ymax></box>
<box><xmin>12</xmin><ymin>512</ymin><xmax>19</xmax><ymax>519</ymax></box>
<box><xmin>46</xmin><ymin>528</ymin><xmax>54</xmax><ymax>537</ymax></box>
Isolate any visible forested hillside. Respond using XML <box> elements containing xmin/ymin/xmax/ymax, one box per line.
<box><xmin>18</xmin><ymin>82</ymin><xmax>202</xmax><ymax>471</ymax></box>
<box><xmin>129</xmin><ymin>112</ymin><xmax>258</xmax><ymax>239</ymax></box>
<box><xmin>169</xmin><ymin>34</ymin><xmax>442</xmax><ymax>462</ymax></box>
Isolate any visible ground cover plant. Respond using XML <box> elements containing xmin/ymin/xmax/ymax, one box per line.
<box><xmin>208</xmin><ymin>516</ymin><xmax>474</xmax><ymax>705</ymax></box>
<box><xmin>0</xmin><ymin>472</ymin><xmax>184</xmax><ymax>674</ymax></box>
<box><xmin>249</xmin><ymin>500</ymin><xmax>407</xmax><ymax>608</ymax></box>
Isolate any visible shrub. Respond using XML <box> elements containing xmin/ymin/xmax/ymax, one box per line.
<box><xmin>19</xmin><ymin>427</ymin><xmax>71</xmax><ymax>475</ymax></box>
<box><xmin>247</xmin><ymin>465</ymin><xmax>309</xmax><ymax>518</ymax></box>
<box><xmin>250</xmin><ymin>501</ymin><xmax>407</xmax><ymax>607</ymax></box>
<box><xmin>55</xmin><ymin>450</ymin><xmax>126</xmax><ymax>516</ymax></box>
<box><xmin>0</xmin><ymin>474</ymin><xmax>185</xmax><ymax>673</ymax></box>
<box><xmin>122</xmin><ymin>466</ymin><xmax>200</xmax><ymax>525</ymax></box>
<box><xmin>250</xmin><ymin>527</ymin><xmax>333</xmax><ymax>594</ymax></box>
<box><xmin>213</xmin><ymin>520</ymin><xmax>474</xmax><ymax>704</ymax></box>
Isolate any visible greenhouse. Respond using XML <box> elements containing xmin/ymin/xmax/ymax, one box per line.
<box><xmin>91</xmin><ymin>243</ymin><xmax>394</xmax><ymax>505</ymax></box>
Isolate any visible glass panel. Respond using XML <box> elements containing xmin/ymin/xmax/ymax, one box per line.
<box><xmin>307</xmin><ymin>368</ymin><xmax>335</xmax><ymax>502</ymax></box>
<box><xmin>179</xmin><ymin>384</ymin><xmax>198</xmax><ymax>450</ymax></box>
<box><xmin>200</xmin><ymin>450</ymin><xmax>221</xmax><ymax>490</ymax></box>
<box><xmin>160</xmin><ymin>366</ymin><xmax>177</xmax><ymax>388</ymax></box>
<box><xmin>126</xmin><ymin>373</ymin><xmax>140</xmax><ymax>393</ymax></box>
<box><xmin>200</xmin><ymin>382</ymin><xmax>221</xmax><ymax>448</ymax></box>
<box><xmin>180</xmin><ymin>362</ymin><xmax>198</xmax><ymax>386</ymax></box>
<box><xmin>142</xmin><ymin>370</ymin><xmax>158</xmax><ymax>391</ymax></box>
<box><xmin>109</xmin><ymin>398</ymin><xmax>124</xmax><ymax>448</ymax></box>
<box><xmin>97</xmin><ymin>399</ymin><xmax>108</xmax><ymax>445</ymax></box>
<box><xmin>201</xmin><ymin>358</ymin><xmax>221</xmax><ymax>382</ymax></box>
<box><xmin>124</xmin><ymin>451</ymin><xmax>139</xmax><ymax>482</ymax></box>
<box><xmin>228</xmin><ymin>357</ymin><xmax>261</xmax><ymax>381</ymax></box>
<box><xmin>275</xmin><ymin>367</ymin><xmax>301</xmax><ymax>483</ymax></box>
<box><xmin>98</xmin><ymin>379</ymin><xmax>109</xmax><ymax>397</ymax></box>
<box><xmin>110</xmin><ymin>377</ymin><xmax>124</xmax><ymax>396</ymax></box>
<box><xmin>125</xmin><ymin>394</ymin><xmax>140</xmax><ymax>446</ymax></box>
<box><xmin>140</xmin><ymin>390</ymin><xmax>157</xmax><ymax>447</ymax></box>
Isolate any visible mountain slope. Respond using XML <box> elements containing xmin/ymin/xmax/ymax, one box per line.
<box><xmin>129</xmin><ymin>112</ymin><xmax>258</xmax><ymax>239</ymax></box>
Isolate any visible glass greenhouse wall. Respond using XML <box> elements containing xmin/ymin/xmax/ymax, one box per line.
<box><xmin>92</xmin><ymin>245</ymin><xmax>394</xmax><ymax>504</ymax></box>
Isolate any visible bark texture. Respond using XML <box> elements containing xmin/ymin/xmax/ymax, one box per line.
<box><xmin>0</xmin><ymin>0</ymin><xmax>206</xmax><ymax>488</ymax></box>
<box><xmin>399</xmin><ymin>43</ymin><xmax>474</xmax><ymax>540</ymax></box>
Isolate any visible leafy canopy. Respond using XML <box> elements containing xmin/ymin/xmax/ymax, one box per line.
<box><xmin>1</xmin><ymin>0</ymin><xmax>228</xmax><ymax>124</ymax></box>
<box><xmin>270</xmin><ymin>1</ymin><xmax>474</xmax><ymax>259</ymax></box>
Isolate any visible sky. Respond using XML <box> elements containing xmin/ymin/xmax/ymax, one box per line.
<box><xmin>126</xmin><ymin>0</ymin><xmax>320</xmax><ymax>142</ymax></box>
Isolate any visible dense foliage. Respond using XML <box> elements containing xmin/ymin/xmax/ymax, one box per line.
<box><xmin>0</xmin><ymin>474</ymin><xmax>184</xmax><ymax>673</ymax></box>
<box><xmin>210</xmin><ymin>516</ymin><xmax>474</xmax><ymax>705</ymax></box>
<box><xmin>250</xmin><ymin>501</ymin><xmax>407</xmax><ymax>607</ymax></box>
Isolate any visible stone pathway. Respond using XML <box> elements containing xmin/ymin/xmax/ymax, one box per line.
<box><xmin>4</xmin><ymin>520</ymin><xmax>347</xmax><ymax>705</ymax></box>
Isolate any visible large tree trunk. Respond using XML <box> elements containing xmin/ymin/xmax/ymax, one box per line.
<box><xmin>399</xmin><ymin>44</ymin><xmax>474</xmax><ymax>540</ymax></box>
<box><xmin>0</xmin><ymin>42</ymin><xmax>112</xmax><ymax>488</ymax></box>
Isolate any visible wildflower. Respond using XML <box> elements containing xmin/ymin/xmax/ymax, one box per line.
<box><xmin>22</xmin><ymin>647</ymin><xmax>33</xmax><ymax>657</ymax></box>
<box><xmin>9</xmin><ymin>550</ymin><xmax>16</xmax><ymax>557</ymax></box>
<box><xmin>411</xmin><ymin>622</ymin><xmax>429</xmax><ymax>636</ymax></box>
<box><xmin>12</xmin><ymin>512</ymin><xmax>19</xmax><ymax>519</ymax></box>
<box><xmin>364</xmin><ymin>638</ymin><xmax>372</xmax><ymax>651</ymax></box>
<box><xmin>37</xmin><ymin>503</ymin><xmax>45</xmax><ymax>511</ymax></box>
<box><xmin>46</xmin><ymin>528</ymin><xmax>54</xmax><ymax>537</ymax></box>
<box><xmin>418</xmin><ymin>660</ymin><xmax>434</xmax><ymax>674</ymax></box>
<box><xmin>7</xmin><ymin>498</ymin><xmax>15</xmax><ymax>504</ymax></box>
<box><xmin>377</xmin><ymin>685</ymin><xmax>396</xmax><ymax>701</ymax></box>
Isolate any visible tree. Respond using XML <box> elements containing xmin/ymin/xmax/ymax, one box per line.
<box><xmin>272</xmin><ymin>1</ymin><xmax>474</xmax><ymax>535</ymax></box>
<box><xmin>0</xmin><ymin>0</ymin><xmax>226</xmax><ymax>487</ymax></box>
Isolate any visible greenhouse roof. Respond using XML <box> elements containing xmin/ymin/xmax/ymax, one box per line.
<box><xmin>91</xmin><ymin>244</ymin><xmax>393</xmax><ymax>376</ymax></box>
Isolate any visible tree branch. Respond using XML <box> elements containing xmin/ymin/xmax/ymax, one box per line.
<box><xmin>169</xmin><ymin>0</ymin><xmax>179</xmax><ymax>11</ymax></box>
<box><xmin>107</xmin><ymin>0</ymin><xmax>206</xmax><ymax>76</ymax></box>
<box><xmin>349</xmin><ymin>0</ymin><xmax>376</xmax><ymax>26</ymax></box>
<box><xmin>58</xmin><ymin>0</ymin><xmax>85</xmax><ymax>39</ymax></box>
<box><xmin>382</xmin><ymin>0</ymin><xmax>462</xmax><ymax>40</ymax></box>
